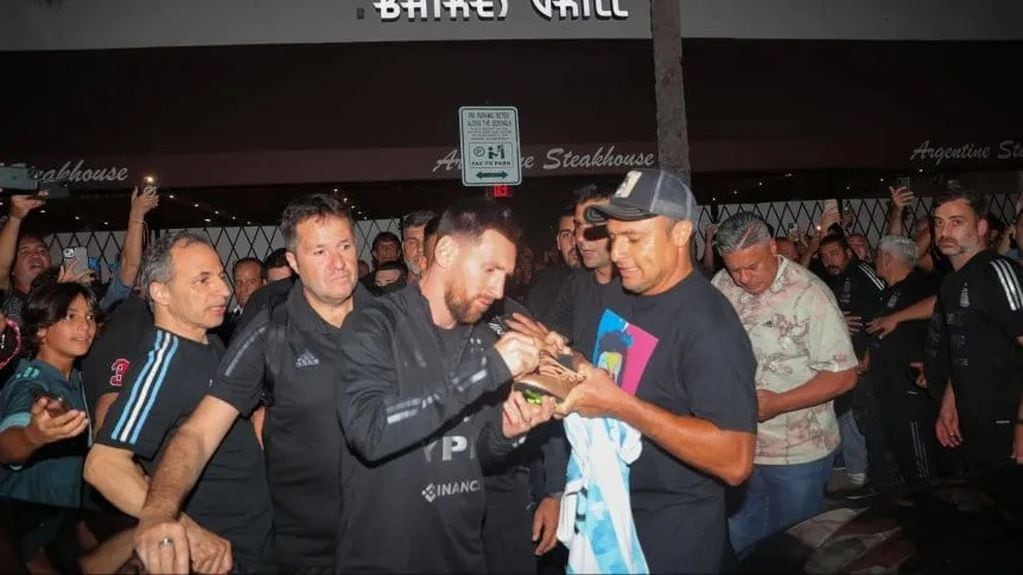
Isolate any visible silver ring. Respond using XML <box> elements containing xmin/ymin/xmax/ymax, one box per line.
<box><xmin>158</xmin><ymin>537</ymin><xmax>173</xmax><ymax>548</ymax></box>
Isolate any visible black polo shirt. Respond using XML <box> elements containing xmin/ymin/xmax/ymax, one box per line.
<box><xmin>934</xmin><ymin>250</ymin><xmax>1023</xmax><ymax>469</ymax></box>
<box><xmin>81</xmin><ymin>295</ymin><xmax>153</xmax><ymax>419</ymax></box>
<box><xmin>869</xmin><ymin>268</ymin><xmax>939</xmax><ymax>377</ymax></box>
<box><xmin>824</xmin><ymin>260</ymin><xmax>885</xmax><ymax>358</ymax></box>
<box><xmin>627</xmin><ymin>272</ymin><xmax>758</xmax><ymax>573</ymax></box>
<box><xmin>335</xmin><ymin>284</ymin><xmax>521</xmax><ymax>573</ymax></box>
<box><xmin>96</xmin><ymin>327</ymin><xmax>275</xmax><ymax>572</ymax></box>
<box><xmin>547</xmin><ymin>267</ymin><xmax>635</xmax><ymax>361</ymax></box>
<box><xmin>210</xmin><ymin>280</ymin><xmax>369</xmax><ymax>569</ymax></box>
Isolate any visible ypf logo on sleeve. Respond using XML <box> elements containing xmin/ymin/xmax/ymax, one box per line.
<box><xmin>615</xmin><ymin>170</ymin><xmax>642</xmax><ymax>198</ymax></box>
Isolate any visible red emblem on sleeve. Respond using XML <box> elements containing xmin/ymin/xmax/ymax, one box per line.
<box><xmin>109</xmin><ymin>358</ymin><xmax>131</xmax><ymax>388</ymax></box>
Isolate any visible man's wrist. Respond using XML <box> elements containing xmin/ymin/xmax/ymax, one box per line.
<box><xmin>139</xmin><ymin>499</ymin><xmax>180</xmax><ymax>523</ymax></box>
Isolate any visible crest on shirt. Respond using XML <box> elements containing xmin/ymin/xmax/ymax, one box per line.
<box><xmin>959</xmin><ymin>284</ymin><xmax>970</xmax><ymax>308</ymax></box>
<box><xmin>886</xmin><ymin>292</ymin><xmax>900</xmax><ymax>309</ymax></box>
<box><xmin>109</xmin><ymin>358</ymin><xmax>131</xmax><ymax>387</ymax></box>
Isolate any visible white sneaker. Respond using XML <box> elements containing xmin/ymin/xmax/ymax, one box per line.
<box><xmin>847</xmin><ymin>473</ymin><xmax>867</xmax><ymax>486</ymax></box>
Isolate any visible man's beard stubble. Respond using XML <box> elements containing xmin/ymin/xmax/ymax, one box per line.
<box><xmin>444</xmin><ymin>282</ymin><xmax>485</xmax><ymax>324</ymax></box>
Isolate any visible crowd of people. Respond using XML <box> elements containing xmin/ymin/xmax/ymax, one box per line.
<box><xmin>0</xmin><ymin>169</ymin><xmax>1019</xmax><ymax>574</ymax></box>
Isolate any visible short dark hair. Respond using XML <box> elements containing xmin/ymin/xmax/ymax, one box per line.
<box><xmin>139</xmin><ymin>231</ymin><xmax>214</xmax><ymax>301</ymax></box>
<box><xmin>23</xmin><ymin>281</ymin><xmax>100</xmax><ymax>356</ymax></box>
<box><xmin>934</xmin><ymin>188</ymin><xmax>989</xmax><ymax>220</ymax></box>
<box><xmin>573</xmin><ymin>183</ymin><xmax>613</xmax><ymax>206</ymax></box>
<box><xmin>423</xmin><ymin>215</ymin><xmax>441</xmax><ymax>245</ymax></box>
<box><xmin>559</xmin><ymin>202</ymin><xmax>575</xmax><ymax>220</ymax></box>
<box><xmin>818</xmin><ymin>233</ymin><xmax>849</xmax><ymax>252</ymax></box>
<box><xmin>233</xmin><ymin>257</ymin><xmax>266</xmax><ymax>279</ymax></box>
<box><xmin>402</xmin><ymin>210</ymin><xmax>437</xmax><ymax>234</ymax></box>
<box><xmin>280</xmin><ymin>193</ymin><xmax>352</xmax><ymax>251</ymax></box>
<box><xmin>436</xmin><ymin>197</ymin><xmax>521</xmax><ymax>245</ymax></box>
<box><xmin>16</xmin><ymin>233</ymin><xmax>46</xmax><ymax>248</ymax></box>
<box><xmin>264</xmin><ymin>248</ymin><xmax>289</xmax><ymax>270</ymax></box>
<box><xmin>374</xmin><ymin>260</ymin><xmax>408</xmax><ymax>276</ymax></box>
<box><xmin>372</xmin><ymin>231</ymin><xmax>401</xmax><ymax>251</ymax></box>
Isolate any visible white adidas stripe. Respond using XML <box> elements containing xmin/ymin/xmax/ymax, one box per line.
<box><xmin>116</xmin><ymin>332</ymin><xmax>174</xmax><ymax>442</ymax></box>
<box><xmin>991</xmin><ymin>260</ymin><xmax>1023</xmax><ymax>311</ymax></box>
<box><xmin>860</xmin><ymin>263</ymin><xmax>885</xmax><ymax>290</ymax></box>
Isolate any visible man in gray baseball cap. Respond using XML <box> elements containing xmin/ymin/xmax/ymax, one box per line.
<box><xmin>585</xmin><ymin>168</ymin><xmax>698</xmax><ymax>225</ymax></box>
<box><xmin>558</xmin><ymin>168</ymin><xmax>758</xmax><ymax>572</ymax></box>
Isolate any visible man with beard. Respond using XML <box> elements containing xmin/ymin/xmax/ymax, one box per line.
<box><xmin>527</xmin><ymin>204</ymin><xmax>580</xmax><ymax>324</ymax></box>
<box><xmin>818</xmin><ymin>233</ymin><xmax>887</xmax><ymax>487</ymax></box>
<box><xmin>548</xmin><ymin>184</ymin><xmax>634</xmax><ymax>358</ymax></box>
<box><xmin>402</xmin><ymin>209</ymin><xmax>436</xmax><ymax>284</ymax></box>
<box><xmin>333</xmin><ymin>198</ymin><xmax>557</xmax><ymax>572</ymax></box>
<box><xmin>86</xmin><ymin>232</ymin><xmax>272</xmax><ymax>574</ymax></box>
<box><xmin>927</xmin><ymin>189</ymin><xmax>1023</xmax><ymax>472</ymax></box>
<box><xmin>129</xmin><ymin>194</ymin><xmax>370</xmax><ymax>573</ymax></box>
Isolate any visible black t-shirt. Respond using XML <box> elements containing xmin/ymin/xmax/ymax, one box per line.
<box><xmin>626</xmin><ymin>273</ymin><xmax>758</xmax><ymax>573</ymax></box>
<box><xmin>869</xmin><ymin>268</ymin><xmax>939</xmax><ymax>375</ymax></box>
<box><xmin>934</xmin><ymin>251</ymin><xmax>1023</xmax><ymax>466</ymax></box>
<box><xmin>824</xmin><ymin>260</ymin><xmax>885</xmax><ymax>358</ymax></box>
<box><xmin>81</xmin><ymin>295</ymin><xmax>153</xmax><ymax>418</ymax></box>
<box><xmin>335</xmin><ymin>284</ymin><xmax>520</xmax><ymax>573</ymax></box>
<box><xmin>548</xmin><ymin>268</ymin><xmax>635</xmax><ymax>360</ymax></box>
<box><xmin>96</xmin><ymin>328</ymin><xmax>275</xmax><ymax>571</ymax></box>
<box><xmin>210</xmin><ymin>280</ymin><xmax>366</xmax><ymax>568</ymax></box>
<box><xmin>525</xmin><ymin>263</ymin><xmax>574</xmax><ymax>324</ymax></box>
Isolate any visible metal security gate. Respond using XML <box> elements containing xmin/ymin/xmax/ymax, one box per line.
<box><xmin>694</xmin><ymin>193</ymin><xmax>1019</xmax><ymax>254</ymax></box>
<box><xmin>43</xmin><ymin>194</ymin><xmax>1020</xmax><ymax>282</ymax></box>
<box><xmin>47</xmin><ymin>218</ymin><xmax>401</xmax><ymax>285</ymax></box>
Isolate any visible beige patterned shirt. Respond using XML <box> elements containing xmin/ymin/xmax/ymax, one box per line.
<box><xmin>712</xmin><ymin>257</ymin><xmax>857</xmax><ymax>465</ymax></box>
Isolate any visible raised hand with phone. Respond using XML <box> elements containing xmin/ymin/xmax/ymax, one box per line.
<box><xmin>0</xmin><ymin>193</ymin><xmax>52</xmax><ymax>302</ymax></box>
<box><xmin>104</xmin><ymin>179</ymin><xmax>161</xmax><ymax>307</ymax></box>
<box><xmin>799</xmin><ymin>202</ymin><xmax>841</xmax><ymax>268</ymax></box>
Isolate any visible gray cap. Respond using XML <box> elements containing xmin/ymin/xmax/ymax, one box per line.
<box><xmin>585</xmin><ymin>169</ymin><xmax>697</xmax><ymax>224</ymax></box>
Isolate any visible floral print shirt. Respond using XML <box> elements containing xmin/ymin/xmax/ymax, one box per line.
<box><xmin>712</xmin><ymin>257</ymin><xmax>857</xmax><ymax>465</ymax></box>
